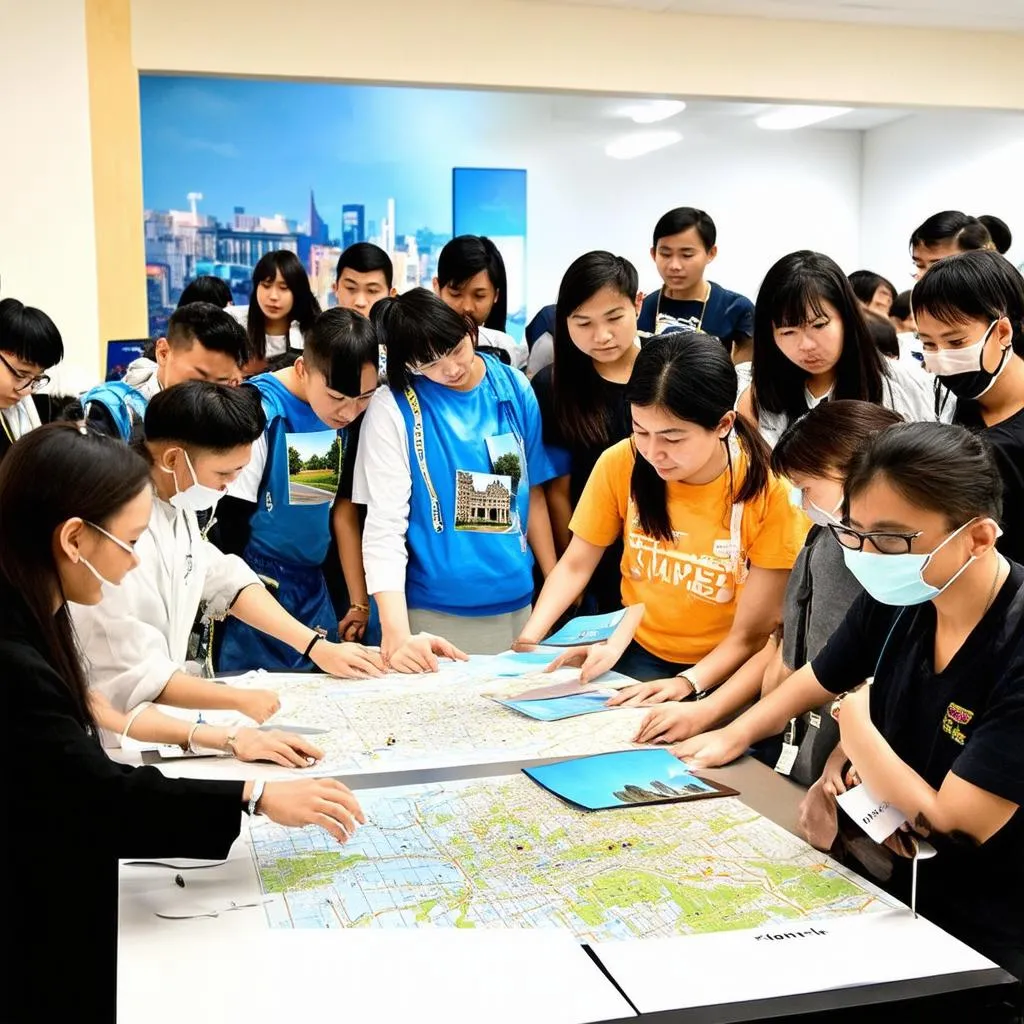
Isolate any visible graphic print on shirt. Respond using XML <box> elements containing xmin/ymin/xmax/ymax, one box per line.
<box><xmin>655</xmin><ymin>311</ymin><xmax>704</xmax><ymax>336</ymax></box>
<box><xmin>941</xmin><ymin>702</ymin><xmax>975</xmax><ymax>746</ymax></box>
<box><xmin>624</xmin><ymin>502</ymin><xmax>747</xmax><ymax>605</ymax></box>
<box><xmin>454</xmin><ymin>471</ymin><xmax>515</xmax><ymax>533</ymax></box>
<box><xmin>285</xmin><ymin>428</ymin><xmax>341</xmax><ymax>506</ymax></box>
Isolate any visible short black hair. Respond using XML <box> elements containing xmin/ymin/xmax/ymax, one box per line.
<box><xmin>178</xmin><ymin>276</ymin><xmax>232</xmax><ymax>309</ymax></box>
<box><xmin>864</xmin><ymin>310</ymin><xmax>900</xmax><ymax>359</ymax></box>
<box><xmin>0</xmin><ymin>298</ymin><xmax>63</xmax><ymax>368</ymax></box>
<box><xmin>166</xmin><ymin>302</ymin><xmax>251</xmax><ymax>368</ymax></box>
<box><xmin>302</xmin><ymin>308</ymin><xmax>379</xmax><ymax>397</ymax></box>
<box><xmin>848</xmin><ymin>270</ymin><xmax>896</xmax><ymax>307</ymax></box>
<box><xmin>910</xmin><ymin>211</ymin><xmax>993</xmax><ymax>254</ymax></box>
<box><xmin>372</xmin><ymin>288</ymin><xmax>477</xmax><ymax>392</ymax></box>
<box><xmin>890</xmin><ymin>290</ymin><xmax>913</xmax><ymax>322</ymax></box>
<box><xmin>652</xmin><ymin>208</ymin><xmax>716</xmax><ymax>250</ymax></box>
<box><xmin>436</xmin><ymin>235</ymin><xmax>508</xmax><ymax>331</ymax></box>
<box><xmin>335</xmin><ymin>243</ymin><xmax>393</xmax><ymax>288</ymax></box>
<box><xmin>144</xmin><ymin>381</ymin><xmax>266</xmax><ymax>451</ymax></box>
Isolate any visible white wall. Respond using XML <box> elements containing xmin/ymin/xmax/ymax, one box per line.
<box><xmin>0</xmin><ymin>0</ymin><xmax>99</xmax><ymax>389</ymax></box>
<box><xmin>860</xmin><ymin>111</ymin><xmax>1024</xmax><ymax>292</ymax></box>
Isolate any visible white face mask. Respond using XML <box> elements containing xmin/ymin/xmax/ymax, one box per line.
<box><xmin>79</xmin><ymin>521</ymin><xmax>134</xmax><ymax>587</ymax></box>
<box><xmin>161</xmin><ymin>449</ymin><xmax>225</xmax><ymax>513</ymax></box>
<box><xmin>921</xmin><ymin>320</ymin><xmax>1011</xmax><ymax>399</ymax></box>
<box><xmin>789</xmin><ymin>485</ymin><xmax>842</xmax><ymax>528</ymax></box>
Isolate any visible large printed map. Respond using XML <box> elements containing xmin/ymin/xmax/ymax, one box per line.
<box><xmin>249</xmin><ymin>773</ymin><xmax>898</xmax><ymax>942</ymax></box>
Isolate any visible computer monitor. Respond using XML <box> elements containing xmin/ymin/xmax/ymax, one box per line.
<box><xmin>106</xmin><ymin>339</ymin><xmax>152</xmax><ymax>382</ymax></box>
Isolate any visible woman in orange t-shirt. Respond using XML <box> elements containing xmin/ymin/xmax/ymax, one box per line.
<box><xmin>518</xmin><ymin>332</ymin><xmax>806</xmax><ymax>700</ymax></box>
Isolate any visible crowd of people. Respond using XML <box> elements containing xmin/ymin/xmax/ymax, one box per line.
<box><xmin>2</xmin><ymin>207</ymin><xmax>1022</xmax><ymax>1019</ymax></box>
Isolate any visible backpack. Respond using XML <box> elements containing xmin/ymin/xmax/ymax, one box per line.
<box><xmin>80</xmin><ymin>381</ymin><xmax>149</xmax><ymax>441</ymax></box>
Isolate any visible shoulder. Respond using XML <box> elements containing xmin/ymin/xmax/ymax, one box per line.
<box><xmin>363</xmin><ymin>387</ymin><xmax>405</xmax><ymax>435</ymax></box>
<box><xmin>532</xmin><ymin>364</ymin><xmax>553</xmax><ymax>396</ymax></box>
<box><xmin>0</xmin><ymin>636</ymin><xmax>75</xmax><ymax>711</ymax></box>
<box><xmin>880</xmin><ymin>360</ymin><xmax>938</xmax><ymax>417</ymax></box>
<box><xmin>640</xmin><ymin>290</ymin><xmax>660</xmax><ymax>311</ymax></box>
<box><xmin>593</xmin><ymin>437</ymin><xmax>635</xmax><ymax>479</ymax></box>
<box><xmin>711</xmin><ymin>283</ymin><xmax>754</xmax><ymax>312</ymax></box>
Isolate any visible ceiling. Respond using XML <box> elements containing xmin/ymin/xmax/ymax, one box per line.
<box><xmin>518</xmin><ymin>0</ymin><xmax>1024</xmax><ymax>32</ymax></box>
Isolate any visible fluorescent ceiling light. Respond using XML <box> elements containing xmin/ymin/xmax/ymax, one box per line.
<box><xmin>755</xmin><ymin>105</ymin><xmax>854</xmax><ymax>130</ymax></box>
<box><xmin>625</xmin><ymin>99</ymin><xmax>687</xmax><ymax>124</ymax></box>
<box><xmin>605</xmin><ymin>130</ymin><xmax>683</xmax><ymax>160</ymax></box>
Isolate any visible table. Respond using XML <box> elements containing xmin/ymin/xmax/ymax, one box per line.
<box><xmin>118</xmin><ymin>672</ymin><xmax>1017</xmax><ymax>1023</ymax></box>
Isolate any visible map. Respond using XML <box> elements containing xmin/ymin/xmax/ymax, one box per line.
<box><xmin>249</xmin><ymin>773</ymin><xmax>899</xmax><ymax>941</ymax></box>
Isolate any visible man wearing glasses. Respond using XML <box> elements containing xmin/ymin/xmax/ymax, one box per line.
<box><xmin>0</xmin><ymin>298</ymin><xmax>63</xmax><ymax>462</ymax></box>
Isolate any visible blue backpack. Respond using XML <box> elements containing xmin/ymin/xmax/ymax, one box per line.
<box><xmin>80</xmin><ymin>381</ymin><xmax>150</xmax><ymax>441</ymax></box>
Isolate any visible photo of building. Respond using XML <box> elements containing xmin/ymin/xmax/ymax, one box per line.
<box><xmin>455</xmin><ymin>471</ymin><xmax>512</xmax><ymax>531</ymax></box>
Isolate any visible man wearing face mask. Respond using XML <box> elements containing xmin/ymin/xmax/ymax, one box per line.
<box><xmin>70</xmin><ymin>383</ymin><xmax>385</xmax><ymax>758</ymax></box>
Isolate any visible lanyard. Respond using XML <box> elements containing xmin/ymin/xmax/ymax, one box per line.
<box><xmin>655</xmin><ymin>282</ymin><xmax>711</xmax><ymax>335</ymax></box>
<box><xmin>404</xmin><ymin>385</ymin><xmax>444</xmax><ymax>534</ymax></box>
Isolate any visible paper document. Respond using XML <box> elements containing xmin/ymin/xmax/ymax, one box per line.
<box><xmin>543</xmin><ymin>609</ymin><xmax>627</xmax><ymax>646</ymax></box>
<box><xmin>836</xmin><ymin>784</ymin><xmax>908</xmax><ymax>843</ymax></box>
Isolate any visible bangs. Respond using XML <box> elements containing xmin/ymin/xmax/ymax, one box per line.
<box><xmin>910</xmin><ymin>294</ymin><xmax>976</xmax><ymax>328</ymax></box>
<box><xmin>767</xmin><ymin>271</ymin><xmax>832</xmax><ymax>329</ymax></box>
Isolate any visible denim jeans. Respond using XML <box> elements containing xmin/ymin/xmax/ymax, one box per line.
<box><xmin>615</xmin><ymin>640</ymin><xmax>692</xmax><ymax>682</ymax></box>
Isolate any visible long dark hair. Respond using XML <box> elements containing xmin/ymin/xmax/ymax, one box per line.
<box><xmin>0</xmin><ymin>423</ymin><xmax>151</xmax><ymax>723</ymax></box>
<box><xmin>246</xmin><ymin>250</ymin><xmax>321</xmax><ymax>359</ymax></box>
<box><xmin>751</xmin><ymin>251</ymin><xmax>885</xmax><ymax>420</ymax></box>
<box><xmin>911</xmin><ymin>249</ymin><xmax>1024</xmax><ymax>357</ymax></box>
<box><xmin>436</xmin><ymin>236</ymin><xmax>508</xmax><ymax>331</ymax></box>
<box><xmin>626</xmin><ymin>333</ymin><xmax>772</xmax><ymax>542</ymax></box>
<box><xmin>909</xmin><ymin>211</ymin><xmax>1005</xmax><ymax>255</ymax></box>
<box><xmin>553</xmin><ymin>251</ymin><xmax>638</xmax><ymax>448</ymax></box>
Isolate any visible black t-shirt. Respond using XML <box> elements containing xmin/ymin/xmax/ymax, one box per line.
<box><xmin>811</xmin><ymin>564</ymin><xmax>1024</xmax><ymax>975</ymax></box>
<box><xmin>532</xmin><ymin>365</ymin><xmax>632</xmax><ymax>613</ymax></box>
<box><xmin>636</xmin><ymin>282</ymin><xmax>754</xmax><ymax>343</ymax></box>
<box><xmin>955</xmin><ymin>401</ymin><xmax>1024</xmax><ymax>564</ymax></box>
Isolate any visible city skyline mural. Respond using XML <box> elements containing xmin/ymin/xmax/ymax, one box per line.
<box><xmin>139</xmin><ymin>76</ymin><xmax>527</xmax><ymax>340</ymax></box>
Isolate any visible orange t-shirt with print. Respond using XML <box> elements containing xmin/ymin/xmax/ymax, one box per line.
<box><xmin>569</xmin><ymin>438</ymin><xmax>807</xmax><ymax>664</ymax></box>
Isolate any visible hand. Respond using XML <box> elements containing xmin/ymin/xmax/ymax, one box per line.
<box><xmin>258</xmin><ymin>778</ymin><xmax>367</xmax><ymax>844</ymax></box>
<box><xmin>633</xmin><ymin>702</ymin><xmax>713</xmax><ymax>745</ymax></box>
<box><xmin>384</xmin><ymin>633</ymin><xmax>469</xmax><ymax>674</ymax></box>
<box><xmin>798</xmin><ymin>776</ymin><xmax>839</xmax><ymax>851</ymax></box>
<box><xmin>310</xmin><ymin>640</ymin><xmax>385</xmax><ymax>679</ymax></box>
<box><xmin>338</xmin><ymin>606</ymin><xmax>369</xmax><ymax>642</ymax></box>
<box><xmin>670</xmin><ymin>727</ymin><xmax>746</xmax><ymax>770</ymax></box>
<box><xmin>230</xmin><ymin>727</ymin><xmax>324</xmax><ymax>768</ymax></box>
<box><xmin>606</xmin><ymin>676</ymin><xmax>691</xmax><ymax>707</ymax></box>
<box><xmin>821</xmin><ymin>744</ymin><xmax>850</xmax><ymax>798</ymax></box>
<box><xmin>543</xmin><ymin>641</ymin><xmax>626</xmax><ymax>684</ymax></box>
<box><xmin>235</xmin><ymin>688</ymin><xmax>281</xmax><ymax>724</ymax></box>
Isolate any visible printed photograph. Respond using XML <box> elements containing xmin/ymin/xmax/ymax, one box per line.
<box><xmin>454</xmin><ymin>470</ymin><xmax>514</xmax><ymax>533</ymax></box>
<box><xmin>286</xmin><ymin>429</ymin><xmax>340</xmax><ymax>506</ymax></box>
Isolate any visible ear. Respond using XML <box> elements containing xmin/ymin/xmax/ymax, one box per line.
<box><xmin>56</xmin><ymin>518</ymin><xmax>87</xmax><ymax>563</ymax></box>
<box><xmin>717</xmin><ymin>410</ymin><xmax>737</xmax><ymax>438</ymax></box>
<box><xmin>706</xmin><ymin>245</ymin><xmax>719</xmax><ymax>264</ymax></box>
<box><xmin>649</xmin><ymin>246</ymin><xmax>657</xmax><ymax>262</ymax></box>
<box><xmin>431</xmin><ymin>277</ymin><xmax>441</xmax><ymax>296</ymax></box>
<box><xmin>995</xmin><ymin>316</ymin><xmax>1015</xmax><ymax>349</ymax></box>
<box><xmin>154</xmin><ymin>337</ymin><xmax>170</xmax><ymax>366</ymax></box>
<box><xmin>967</xmin><ymin>518</ymin><xmax>1001</xmax><ymax>557</ymax></box>
<box><xmin>293</xmin><ymin>355</ymin><xmax>307</xmax><ymax>381</ymax></box>
<box><xmin>634</xmin><ymin>292</ymin><xmax>644</xmax><ymax>315</ymax></box>
<box><xmin>390</xmin><ymin>287</ymin><xmax>398</xmax><ymax>297</ymax></box>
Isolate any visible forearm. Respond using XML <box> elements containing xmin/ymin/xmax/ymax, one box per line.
<box><xmin>726</xmin><ymin>665</ymin><xmax>834</xmax><ymax>749</ymax></box>
<box><xmin>154</xmin><ymin>672</ymin><xmax>247</xmax><ymax>713</ymax></box>
<box><xmin>527</xmin><ymin>485</ymin><xmax>558</xmax><ymax>578</ymax></box>
<box><xmin>376</xmin><ymin>591</ymin><xmax>412</xmax><ymax>645</ymax></box>
<box><xmin>334</xmin><ymin>499</ymin><xmax>369</xmax><ymax>606</ymax></box>
<box><xmin>545</xmin><ymin>478</ymin><xmax>572</xmax><ymax>554</ymax></box>
<box><xmin>519</xmin><ymin>554</ymin><xmax>595</xmax><ymax>642</ymax></box>
<box><xmin>696</xmin><ymin>642</ymin><xmax>775</xmax><ymax>728</ymax></box>
<box><xmin>690</xmin><ymin>627</ymin><xmax>773</xmax><ymax>692</ymax></box>
<box><xmin>228</xmin><ymin>582</ymin><xmax>317</xmax><ymax>653</ymax></box>
<box><xmin>123</xmin><ymin>705</ymin><xmax>235</xmax><ymax>753</ymax></box>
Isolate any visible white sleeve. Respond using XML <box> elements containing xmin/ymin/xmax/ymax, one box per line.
<box><xmin>200</xmin><ymin>540</ymin><xmax>262</xmax><ymax>619</ymax></box>
<box><xmin>526</xmin><ymin>333</ymin><xmax>554</xmax><ymax>377</ymax></box>
<box><xmin>883</xmin><ymin>360</ymin><xmax>944</xmax><ymax>424</ymax></box>
<box><xmin>353</xmin><ymin>388</ymin><xmax>412</xmax><ymax>595</ymax></box>
<box><xmin>228</xmin><ymin>432</ymin><xmax>268</xmax><ymax>503</ymax></box>
<box><xmin>479</xmin><ymin>327</ymin><xmax>529</xmax><ymax>370</ymax></box>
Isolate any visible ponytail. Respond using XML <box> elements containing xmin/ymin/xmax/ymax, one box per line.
<box><xmin>731</xmin><ymin>414</ymin><xmax>771</xmax><ymax>505</ymax></box>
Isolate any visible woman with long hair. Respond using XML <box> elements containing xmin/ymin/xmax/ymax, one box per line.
<box><xmin>910</xmin><ymin>210</ymin><xmax>1012</xmax><ymax>279</ymax></box>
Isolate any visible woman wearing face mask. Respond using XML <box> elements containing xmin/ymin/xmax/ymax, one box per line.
<box><xmin>738</xmin><ymin>251</ymin><xmax>942</xmax><ymax>448</ymax></box>
<box><xmin>71</xmin><ymin>383</ymin><xmax>384</xmax><ymax>759</ymax></box>
<box><xmin>1</xmin><ymin>423</ymin><xmax>367</xmax><ymax>1021</ymax></box>
<box><xmin>914</xmin><ymin>250</ymin><xmax>1024</xmax><ymax>564</ymax></box>
<box><xmin>634</xmin><ymin>402</ymin><xmax>902</xmax><ymax>779</ymax></box>
<box><xmin>672</xmin><ymin>422</ymin><xmax>1024</xmax><ymax>984</ymax></box>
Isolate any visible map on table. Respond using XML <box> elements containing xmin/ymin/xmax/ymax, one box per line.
<box><xmin>249</xmin><ymin>774</ymin><xmax>899</xmax><ymax>941</ymax></box>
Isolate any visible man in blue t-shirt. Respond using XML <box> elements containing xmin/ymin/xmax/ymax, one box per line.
<box><xmin>637</xmin><ymin>207</ymin><xmax>754</xmax><ymax>368</ymax></box>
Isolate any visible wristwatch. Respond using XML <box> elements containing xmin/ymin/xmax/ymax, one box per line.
<box><xmin>246</xmin><ymin>780</ymin><xmax>266</xmax><ymax>817</ymax></box>
<box><xmin>830</xmin><ymin>692</ymin><xmax>849</xmax><ymax>721</ymax></box>
<box><xmin>678</xmin><ymin>670</ymin><xmax>709</xmax><ymax>701</ymax></box>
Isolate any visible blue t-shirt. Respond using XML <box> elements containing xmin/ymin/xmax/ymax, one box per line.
<box><xmin>398</xmin><ymin>355</ymin><xmax>557</xmax><ymax>616</ymax></box>
<box><xmin>246</xmin><ymin>373</ymin><xmax>346</xmax><ymax>568</ymax></box>
<box><xmin>637</xmin><ymin>282</ymin><xmax>754</xmax><ymax>343</ymax></box>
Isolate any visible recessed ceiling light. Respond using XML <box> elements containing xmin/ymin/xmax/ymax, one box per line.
<box><xmin>605</xmin><ymin>130</ymin><xmax>683</xmax><ymax>160</ymax></box>
<box><xmin>755</xmin><ymin>106</ymin><xmax>854</xmax><ymax>130</ymax></box>
<box><xmin>625</xmin><ymin>99</ymin><xmax>687</xmax><ymax>124</ymax></box>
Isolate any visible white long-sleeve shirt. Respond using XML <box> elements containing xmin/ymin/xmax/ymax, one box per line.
<box><xmin>70</xmin><ymin>492</ymin><xmax>261</xmax><ymax>731</ymax></box>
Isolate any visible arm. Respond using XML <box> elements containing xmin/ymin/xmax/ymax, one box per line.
<box><xmin>516</xmin><ymin>535</ymin><xmax>605</xmax><ymax>643</ymax></box>
<box><xmin>334</xmin><ymin>498</ymin><xmax>370</xmax><ymax>640</ymax></box>
<box><xmin>736</xmin><ymin>385</ymin><xmax>758</xmax><ymax>428</ymax></box>
<box><xmin>760</xmin><ymin>640</ymin><xmax>793</xmax><ymax>698</ymax></box>
<box><xmin>527</xmin><ymin>484</ymin><xmax>558</xmax><ymax>578</ymax></box>
<box><xmin>837</xmin><ymin>687</ymin><xmax>1018</xmax><ymax>843</ymax></box>
<box><xmin>545</xmin><ymin>475</ymin><xmax>573</xmax><ymax>555</ymax></box>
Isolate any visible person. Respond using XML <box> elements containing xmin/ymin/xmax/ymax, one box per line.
<box><xmin>738</xmin><ymin>251</ymin><xmax>942</xmax><ymax>447</ymax></box>
<box><xmin>228</xmin><ymin>250</ymin><xmax>321</xmax><ymax>369</ymax></box>
<box><xmin>673</xmin><ymin>422</ymin><xmax>1024</xmax><ymax>984</ymax></box>
<box><xmin>517</xmin><ymin>332</ymin><xmax>806</xmax><ymax>695</ymax></box>
<box><xmin>848</xmin><ymin>270</ymin><xmax>896</xmax><ymax>318</ymax></box>
<box><xmin>215</xmin><ymin>308</ymin><xmax>381</xmax><ymax>672</ymax></box>
<box><xmin>178</xmin><ymin>275</ymin><xmax>233</xmax><ymax>308</ymax></box>
<box><xmin>334</xmin><ymin>242</ymin><xmax>395</xmax><ymax>319</ymax></box>
<box><xmin>889</xmin><ymin>289</ymin><xmax>923</xmax><ymax>366</ymax></box>
<box><xmin>914</xmin><ymin>249</ymin><xmax>1024</xmax><ymax>564</ymax></box>
<box><xmin>636</xmin><ymin>208</ymin><xmax>754</xmax><ymax>363</ymax></box>
<box><xmin>1</xmin><ymin>422</ymin><xmax>366</xmax><ymax>1021</ymax></box>
<box><xmin>83</xmin><ymin>302</ymin><xmax>249</xmax><ymax>441</ymax></box>
<box><xmin>433</xmin><ymin>235</ymin><xmax>527</xmax><ymax>369</ymax></box>
<box><xmin>864</xmin><ymin>310</ymin><xmax>901</xmax><ymax>361</ymax></box>
<box><xmin>70</xmin><ymin>382</ymin><xmax>385</xmax><ymax>753</ymax></box>
<box><xmin>0</xmin><ymin>297</ymin><xmax>63</xmax><ymax>461</ymax></box>
<box><xmin>532</xmin><ymin>251</ymin><xmax>643</xmax><ymax>612</ymax></box>
<box><xmin>525</xmin><ymin>302</ymin><xmax>556</xmax><ymax>376</ymax></box>
<box><xmin>633</xmin><ymin>401</ymin><xmax>902</xmax><ymax>783</ymax></box>
<box><xmin>355</xmin><ymin>289</ymin><xmax>557</xmax><ymax>663</ymax></box>
<box><xmin>910</xmin><ymin>211</ymin><xmax>1011</xmax><ymax>279</ymax></box>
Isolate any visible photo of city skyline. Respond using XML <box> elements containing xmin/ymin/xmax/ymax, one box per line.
<box><xmin>139</xmin><ymin>76</ymin><xmax>527</xmax><ymax>340</ymax></box>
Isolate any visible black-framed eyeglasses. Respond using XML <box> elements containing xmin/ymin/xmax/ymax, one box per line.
<box><xmin>0</xmin><ymin>352</ymin><xmax>50</xmax><ymax>394</ymax></box>
<box><xmin>827</xmin><ymin>522</ymin><xmax>924</xmax><ymax>555</ymax></box>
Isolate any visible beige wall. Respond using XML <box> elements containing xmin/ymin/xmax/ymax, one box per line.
<box><xmin>132</xmin><ymin>0</ymin><xmax>1024</xmax><ymax>110</ymax></box>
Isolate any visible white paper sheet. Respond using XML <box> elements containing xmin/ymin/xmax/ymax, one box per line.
<box><xmin>836</xmin><ymin>783</ymin><xmax>908</xmax><ymax>843</ymax></box>
<box><xmin>592</xmin><ymin>911</ymin><xmax>997</xmax><ymax>1014</ymax></box>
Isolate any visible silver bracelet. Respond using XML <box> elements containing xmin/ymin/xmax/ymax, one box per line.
<box><xmin>184</xmin><ymin>722</ymin><xmax>203</xmax><ymax>754</ymax></box>
<box><xmin>247</xmin><ymin>779</ymin><xmax>266</xmax><ymax>817</ymax></box>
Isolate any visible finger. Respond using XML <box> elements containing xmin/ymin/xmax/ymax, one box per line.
<box><xmin>313</xmin><ymin>811</ymin><xmax>352</xmax><ymax>844</ymax></box>
<box><xmin>633</xmin><ymin>715</ymin><xmax>661</xmax><ymax>743</ymax></box>
<box><xmin>543</xmin><ymin>652</ymin><xmax>574</xmax><ymax>673</ymax></box>
<box><xmin>318</xmin><ymin>781</ymin><xmax>367</xmax><ymax>824</ymax></box>
<box><xmin>271</xmin><ymin>741</ymin><xmax>309</xmax><ymax>768</ymax></box>
<box><xmin>282</xmin><ymin>734</ymin><xmax>324</xmax><ymax>760</ymax></box>
<box><xmin>319</xmin><ymin>798</ymin><xmax>358</xmax><ymax>835</ymax></box>
<box><xmin>439</xmin><ymin>641</ymin><xmax>469</xmax><ymax>662</ymax></box>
